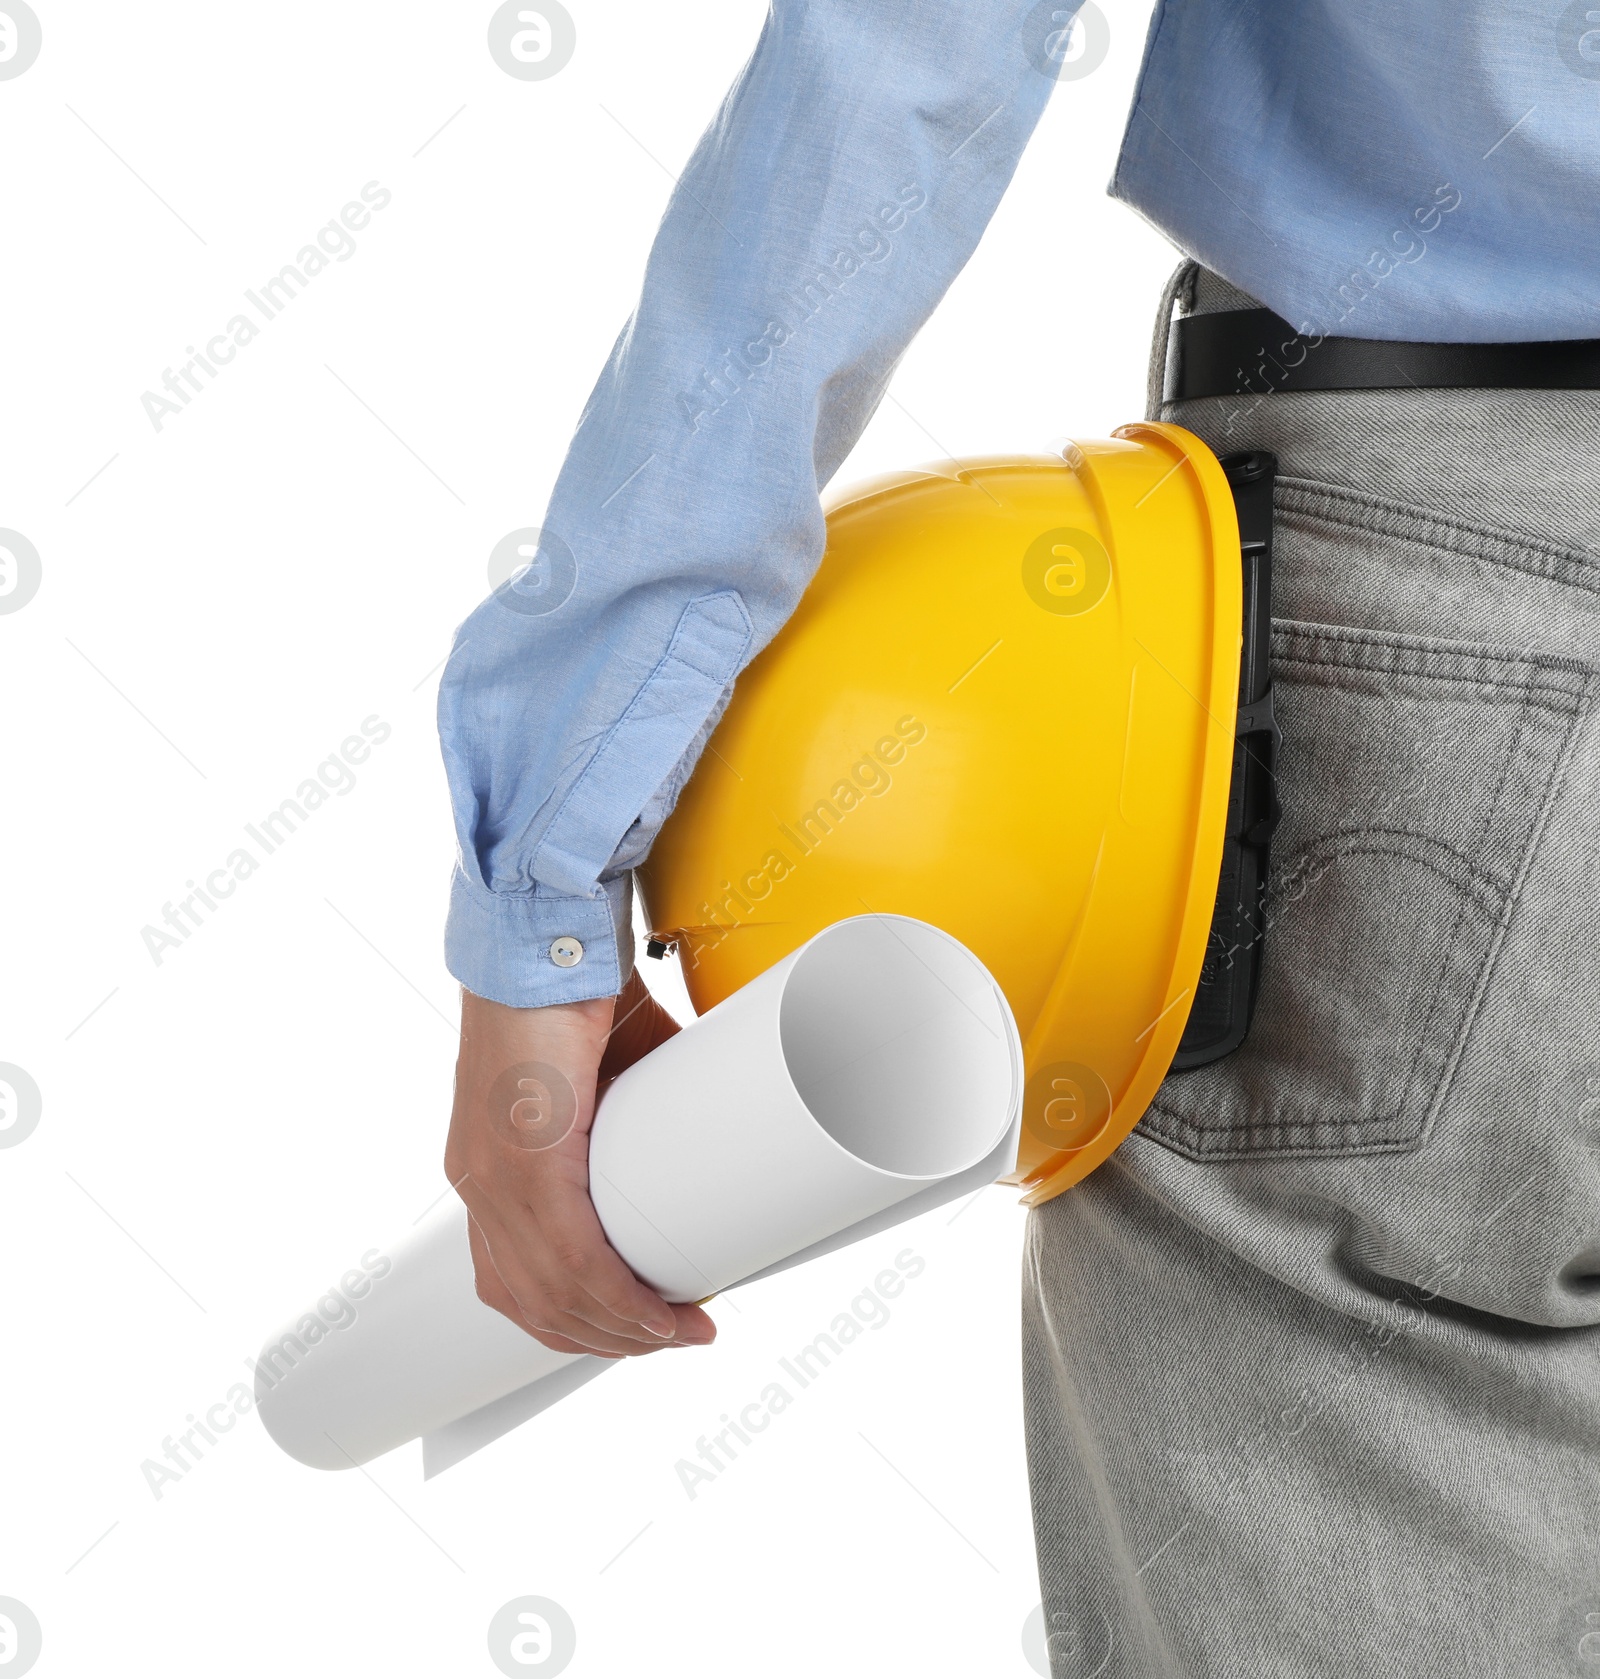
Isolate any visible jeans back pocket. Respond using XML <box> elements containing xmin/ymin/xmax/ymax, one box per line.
<box><xmin>1142</xmin><ymin>620</ymin><xmax>1592</xmax><ymax>1160</ymax></box>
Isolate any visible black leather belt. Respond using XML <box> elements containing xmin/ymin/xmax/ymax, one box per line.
<box><xmin>1170</xmin><ymin>306</ymin><xmax>1600</xmax><ymax>402</ymax></box>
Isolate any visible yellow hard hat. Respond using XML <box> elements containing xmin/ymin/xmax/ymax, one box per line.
<box><xmin>637</xmin><ymin>422</ymin><xmax>1256</xmax><ymax>1205</ymax></box>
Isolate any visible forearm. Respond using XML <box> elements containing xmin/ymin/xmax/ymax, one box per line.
<box><xmin>438</xmin><ymin>0</ymin><xmax>1059</xmax><ymax>1006</ymax></box>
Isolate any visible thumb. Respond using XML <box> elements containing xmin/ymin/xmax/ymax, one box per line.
<box><xmin>598</xmin><ymin>967</ymin><xmax>681</xmax><ymax>1083</ymax></box>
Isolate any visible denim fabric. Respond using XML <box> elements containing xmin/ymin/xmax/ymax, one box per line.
<box><xmin>1023</xmin><ymin>265</ymin><xmax>1600</xmax><ymax>1677</ymax></box>
<box><xmin>437</xmin><ymin>0</ymin><xmax>1600</xmax><ymax>1008</ymax></box>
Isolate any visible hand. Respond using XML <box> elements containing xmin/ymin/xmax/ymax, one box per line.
<box><xmin>445</xmin><ymin>968</ymin><xmax>718</xmax><ymax>1358</ymax></box>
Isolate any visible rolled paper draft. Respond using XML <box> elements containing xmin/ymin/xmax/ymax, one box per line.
<box><xmin>256</xmin><ymin>915</ymin><xmax>1020</xmax><ymax>1470</ymax></box>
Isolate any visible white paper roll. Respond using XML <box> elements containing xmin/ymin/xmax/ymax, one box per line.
<box><xmin>256</xmin><ymin>915</ymin><xmax>1020</xmax><ymax>1470</ymax></box>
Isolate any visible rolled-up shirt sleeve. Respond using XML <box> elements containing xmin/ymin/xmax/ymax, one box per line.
<box><xmin>437</xmin><ymin>0</ymin><xmax>1062</xmax><ymax>1007</ymax></box>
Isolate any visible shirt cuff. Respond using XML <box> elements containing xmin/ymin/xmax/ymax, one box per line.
<box><xmin>444</xmin><ymin>865</ymin><xmax>635</xmax><ymax>1009</ymax></box>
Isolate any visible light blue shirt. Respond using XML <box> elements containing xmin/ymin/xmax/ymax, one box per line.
<box><xmin>438</xmin><ymin>0</ymin><xmax>1599</xmax><ymax>1007</ymax></box>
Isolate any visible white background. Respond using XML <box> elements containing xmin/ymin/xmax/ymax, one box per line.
<box><xmin>0</xmin><ymin>3</ymin><xmax>1175</xmax><ymax>1674</ymax></box>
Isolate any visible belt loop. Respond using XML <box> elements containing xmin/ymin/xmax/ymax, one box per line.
<box><xmin>1147</xmin><ymin>259</ymin><xmax>1199</xmax><ymax>422</ymax></box>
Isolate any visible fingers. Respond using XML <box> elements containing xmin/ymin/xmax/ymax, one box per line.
<box><xmin>460</xmin><ymin>1175</ymin><xmax>678</xmax><ymax>1356</ymax></box>
<box><xmin>515</xmin><ymin>1176</ymin><xmax>685</xmax><ymax>1337</ymax></box>
<box><xmin>448</xmin><ymin>979</ymin><xmax>717</xmax><ymax>1361</ymax></box>
<box><xmin>465</xmin><ymin>1217</ymin><xmax>618</xmax><ymax>1358</ymax></box>
<box><xmin>458</xmin><ymin>1143</ymin><xmax>716</xmax><ymax>1353</ymax></box>
<box><xmin>466</xmin><ymin>1183</ymin><xmax>717</xmax><ymax>1355</ymax></box>
<box><xmin>470</xmin><ymin>1141</ymin><xmax>686</xmax><ymax>1338</ymax></box>
<box><xmin>466</xmin><ymin>1211</ymin><xmax>638</xmax><ymax>1358</ymax></box>
<box><xmin>522</xmin><ymin>1211</ymin><xmax>717</xmax><ymax>1347</ymax></box>
<box><xmin>667</xmin><ymin>1298</ymin><xmax>718</xmax><ymax>1342</ymax></box>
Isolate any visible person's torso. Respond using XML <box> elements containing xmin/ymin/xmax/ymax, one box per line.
<box><xmin>1111</xmin><ymin>0</ymin><xmax>1600</xmax><ymax>342</ymax></box>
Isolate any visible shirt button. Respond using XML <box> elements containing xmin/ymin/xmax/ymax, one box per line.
<box><xmin>549</xmin><ymin>937</ymin><xmax>584</xmax><ymax>968</ymax></box>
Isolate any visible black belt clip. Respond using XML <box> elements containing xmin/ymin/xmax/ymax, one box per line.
<box><xmin>1171</xmin><ymin>448</ymin><xmax>1280</xmax><ymax>1071</ymax></box>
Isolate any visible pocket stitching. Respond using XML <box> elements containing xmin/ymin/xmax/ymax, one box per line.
<box><xmin>1276</xmin><ymin>476</ymin><xmax>1600</xmax><ymax>598</ymax></box>
<box><xmin>1275</xmin><ymin>830</ymin><xmax>1504</xmax><ymax>922</ymax></box>
<box><xmin>1410</xmin><ymin>665</ymin><xmax>1600</xmax><ymax>1153</ymax></box>
<box><xmin>1273</xmin><ymin>644</ymin><xmax>1589</xmax><ymax>708</ymax></box>
<box><xmin>1270</xmin><ymin>613</ymin><xmax>1594</xmax><ymax>690</ymax></box>
<box><xmin>1390</xmin><ymin>680</ymin><xmax>1533</xmax><ymax>1133</ymax></box>
<box><xmin>1139</xmin><ymin>1108</ymin><xmax>1440</xmax><ymax>1154</ymax></box>
<box><xmin>1147</xmin><ymin>704</ymin><xmax>1525</xmax><ymax>1146</ymax></box>
<box><xmin>1145</xmin><ymin>638</ymin><xmax>1587</xmax><ymax>1159</ymax></box>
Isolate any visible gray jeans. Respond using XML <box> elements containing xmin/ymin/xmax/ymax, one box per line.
<box><xmin>1023</xmin><ymin>263</ymin><xmax>1600</xmax><ymax>1678</ymax></box>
